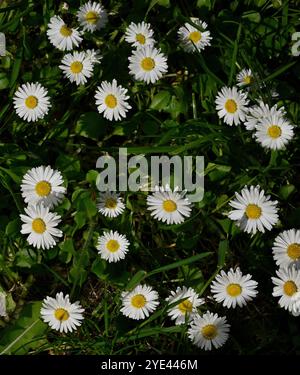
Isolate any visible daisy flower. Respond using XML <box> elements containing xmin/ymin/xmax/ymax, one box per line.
<box><xmin>20</xmin><ymin>165</ymin><xmax>66</xmax><ymax>209</ymax></box>
<box><xmin>97</xmin><ymin>191</ymin><xmax>125</xmax><ymax>218</ymax></box>
<box><xmin>228</xmin><ymin>185</ymin><xmax>279</xmax><ymax>235</ymax></box>
<box><xmin>188</xmin><ymin>311</ymin><xmax>230</xmax><ymax>351</ymax></box>
<box><xmin>41</xmin><ymin>292</ymin><xmax>84</xmax><ymax>333</ymax></box>
<box><xmin>0</xmin><ymin>292</ymin><xmax>6</xmax><ymax>317</ymax></box>
<box><xmin>76</xmin><ymin>1</ymin><xmax>108</xmax><ymax>33</ymax></box>
<box><xmin>273</xmin><ymin>229</ymin><xmax>300</xmax><ymax>269</ymax></box>
<box><xmin>95</xmin><ymin>79</ymin><xmax>131</xmax><ymax>121</ymax></box>
<box><xmin>236</xmin><ymin>68</ymin><xmax>255</xmax><ymax>87</ymax></box>
<box><xmin>244</xmin><ymin>101</ymin><xmax>286</xmax><ymax>131</ymax></box>
<box><xmin>215</xmin><ymin>86</ymin><xmax>249</xmax><ymax>126</ymax></box>
<box><xmin>254</xmin><ymin>114</ymin><xmax>294</xmax><ymax>150</ymax></box>
<box><xmin>125</xmin><ymin>21</ymin><xmax>155</xmax><ymax>49</ymax></box>
<box><xmin>120</xmin><ymin>284</ymin><xmax>159</xmax><ymax>320</ymax></box>
<box><xmin>96</xmin><ymin>230</ymin><xmax>130</xmax><ymax>263</ymax></box>
<box><xmin>59</xmin><ymin>51</ymin><xmax>94</xmax><ymax>85</ymax></box>
<box><xmin>177</xmin><ymin>18</ymin><xmax>212</xmax><ymax>53</ymax></box>
<box><xmin>272</xmin><ymin>267</ymin><xmax>300</xmax><ymax>312</ymax></box>
<box><xmin>13</xmin><ymin>82</ymin><xmax>51</xmax><ymax>122</ymax></box>
<box><xmin>291</xmin><ymin>291</ymin><xmax>300</xmax><ymax>316</ymax></box>
<box><xmin>147</xmin><ymin>185</ymin><xmax>192</xmax><ymax>225</ymax></box>
<box><xmin>47</xmin><ymin>15</ymin><xmax>82</xmax><ymax>51</ymax></box>
<box><xmin>165</xmin><ymin>286</ymin><xmax>204</xmax><ymax>325</ymax></box>
<box><xmin>128</xmin><ymin>45</ymin><xmax>168</xmax><ymax>84</ymax></box>
<box><xmin>211</xmin><ymin>267</ymin><xmax>258</xmax><ymax>308</ymax></box>
<box><xmin>20</xmin><ymin>204</ymin><xmax>62</xmax><ymax>250</ymax></box>
<box><xmin>85</xmin><ymin>49</ymin><xmax>102</xmax><ymax>65</ymax></box>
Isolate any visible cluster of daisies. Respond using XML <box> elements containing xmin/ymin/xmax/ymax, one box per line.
<box><xmin>11</xmin><ymin>8</ymin><xmax>215</xmax><ymax>123</ymax></box>
<box><xmin>119</xmin><ymin>266</ymin><xmax>257</xmax><ymax>352</ymax></box>
<box><xmin>12</xmin><ymin>163</ymin><xmax>300</xmax><ymax>350</ymax></box>
<box><xmin>216</xmin><ymin>68</ymin><xmax>295</xmax><ymax>150</ymax></box>
<box><xmin>39</xmin><ymin>267</ymin><xmax>258</xmax><ymax>350</ymax></box>
<box><xmin>6</xmin><ymin>2</ymin><xmax>300</xmax><ymax>352</ymax></box>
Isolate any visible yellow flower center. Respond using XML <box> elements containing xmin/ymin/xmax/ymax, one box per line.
<box><xmin>224</xmin><ymin>99</ymin><xmax>237</xmax><ymax>114</ymax></box>
<box><xmin>245</xmin><ymin>204</ymin><xmax>262</xmax><ymax>219</ymax></box>
<box><xmin>243</xmin><ymin>75</ymin><xmax>253</xmax><ymax>85</ymax></box>
<box><xmin>106</xmin><ymin>239</ymin><xmax>120</xmax><ymax>253</ymax></box>
<box><xmin>189</xmin><ymin>31</ymin><xmax>202</xmax><ymax>43</ymax></box>
<box><xmin>267</xmin><ymin>125</ymin><xmax>282</xmax><ymax>139</ymax></box>
<box><xmin>131</xmin><ymin>294</ymin><xmax>146</xmax><ymax>308</ymax></box>
<box><xmin>105</xmin><ymin>197</ymin><xmax>117</xmax><ymax>209</ymax></box>
<box><xmin>60</xmin><ymin>24</ymin><xmax>72</xmax><ymax>37</ymax></box>
<box><xmin>105</xmin><ymin>94</ymin><xmax>118</xmax><ymax>109</ymax></box>
<box><xmin>287</xmin><ymin>243</ymin><xmax>300</xmax><ymax>260</ymax></box>
<box><xmin>136</xmin><ymin>33</ymin><xmax>146</xmax><ymax>44</ymax></box>
<box><xmin>226</xmin><ymin>283</ymin><xmax>242</xmax><ymax>297</ymax></box>
<box><xmin>162</xmin><ymin>199</ymin><xmax>177</xmax><ymax>213</ymax></box>
<box><xmin>201</xmin><ymin>324</ymin><xmax>218</xmax><ymax>340</ymax></box>
<box><xmin>141</xmin><ymin>57</ymin><xmax>155</xmax><ymax>71</ymax></box>
<box><xmin>85</xmin><ymin>10</ymin><xmax>99</xmax><ymax>24</ymax></box>
<box><xmin>32</xmin><ymin>218</ymin><xmax>46</xmax><ymax>234</ymax></box>
<box><xmin>25</xmin><ymin>95</ymin><xmax>38</xmax><ymax>109</ymax></box>
<box><xmin>35</xmin><ymin>180</ymin><xmax>51</xmax><ymax>197</ymax></box>
<box><xmin>54</xmin><ymin>308</ymin><xmax>70</xmax><ymax>321</ymax></box>
<box><xmin>178</xmin><ymin>299</ymin><xmax>193</xmax><ymax>314</ymax></box>
<box><xmin>283</xmin><ymin>280</ymin><xmax>297</xmax><ymax>296</ymax></box>
<box><xmin>70</xmin><ymin>61</ymin><xmax>83</xmax><ymax>74</ymax></box>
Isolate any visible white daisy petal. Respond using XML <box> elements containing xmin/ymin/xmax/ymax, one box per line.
<box><xmin>59</xmin><ymin>51</ymin><xmax>95</xmax><ymax>86</ymax></box>
<box><xmin>76</xmin><ymin>1</ymin><xmax>108</xmax><ymax>33</ymax></box>
<box><xmin>0</xmin><ymin>292</ymin><xmax>6</xmax><ymax>317</ymax></box>
<box><xmin>128</xmin><ymin>45</ymin><xmax>168</xmax><ymax>84</ymax></box>
<box><xmin>211</xmin><ymin>267</ymin><xmax>258</xmax><ymax>308</ymax></box>
<box><xmin>178</xmin><ymin>18</ymin><xmax>212</xmax><ymax>53</ymax></box>
<box><xmin>120</xmin><ymin>284</ymin><xmax>159</xmax><ymax>320</ymax></box>
<box><xmin>96</xmin><ymin>230</ymin><xmax>130</xmax><ymax>263</ymax></box>
<box><xmin>47</xmin><ymin>15</ymin><xmax>82</xmax><ymax>51</ymax></box>
<box><xmin>20</xmin><ymin>203</ymin><xmax>62</xmax><ymax>250</ymax></box>
<box><xmin>147</xmin><ymin>185</ymin><xmax>192</xmax><ymax>225</ymax></box>
<box><xmin>254</xmin><ymin>114</ymin><xmax>294</xmax><ymax>150</ymax></box>
<box><xmin>244</xmin><ymin>100</ymin><xmax>286</xmax><ymax>131</ymax></box>
<box><xmin>215</xmin><ymin>86</ymin><xmax>249</xmax><ymax>126</ymax></box>
<box><xmin>165</xmin><ymin>286</ymin><xmax>204</xmax><ymax>325</ymax></box>
<box><xmin>125</xmin><ymin>21</ymin><xmax>155</xmax><ymax>49</ymax></box>
<box><xmin>41</xmin><ymin>292</ymin><xmax>84</xmax><ymax>333</ymax></box>
<box><xmin>95</xmin><ymin>79</ymin><xmax>131</xmax><ymax>121</ymax></box>
<box><xmin>272</xmin><ymin>229</ymin><xmax>300</xmax><ymax>269</ymax></box>
<box><xmin>188</xmin><ymin>311</ymin><xmax>230</xmax><ymax>351</ymax></box>
<box><xmin>228</xmin><ymin>185</ymin><xmax>279</xmax><ymax>235</ymax></box>
<box><xmin>97</xmin><ymin>191</ymin><xmax>125</xmax><ymax>218</ymax></box>
<box><xmin>236</xmin><ymin>68</ymin><xmax>254</xmax><ymax>87</ymax></box>
<box><xmin>272</xmin><ymin>267</ymin><xmax>300</xmax><ymax>312</ymax></box>
<box><xmin>21</xmin><ymin>165</ymin><xmax>66</xmax><ymax>209</ymax></box>
<box><xmin>13</xmin><ymin>82</ymin><xmax>51</xmax><ymax>122</ymax></box>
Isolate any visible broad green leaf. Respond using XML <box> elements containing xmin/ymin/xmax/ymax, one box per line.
<box><xmin>0</xmin><ymin>302</ymin><xmax>46</xmax><ymax>355</ymax></box>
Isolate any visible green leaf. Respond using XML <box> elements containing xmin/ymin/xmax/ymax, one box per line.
<box><xmin>196</xmin><ymin>0</ymin><xmax>212</xmax><ymax>9</ymax></box>
<box><xmin>148</xmin><ymin>252</ymin><xmax>212</xmax><ymax>277</ymax></box>
<box><xmin>279</xmin><ymin>184</ymin><xmax>296</xmax><ymax>200</ymax></box>
<box><xmin>150</xmin><ymin>91</ymin><xmax>171</xmax><ymax>110</ymax></box>
<box><xmin>59</xmin><ymin>239</ymin><xmax>75</xmax><ymax>264</ymax></box>
<box><xmin>218</xmin><ymin>240</ymin><xmax>229</xmax><ymax>267</ymax></box>
<box><xmin>15</xmin><ymin>249</ymin><xmax>37</xmax><ymax>268</ymax></box>
<box><xmin>242</xmin><ymin>11</ymin><xmax>261</xmax><ymax>23</ymax></box>
<box><xmin>92</xmin><ymin>258</ymin><xmax>107</xmax><ymax>279</ymax></box>
<box><xmin>126</xmin><ymin>270</ymin><xmax>148</xmax><ymax>290</ymax></box>
<box><xmin>9</xmin><ymin>47</ymin><xmax>23</xmax><ymax>90</ymax></box>
<box><xmin>0</xmin><ymin>302</ymin><xmax>46</xmax><ymax>355</ymax></box>
<box><xmin>0</xmin><ymin>72</ymin><xmax>9</xmax><ymax>89</ymax></box>
<box><xmin>75</xmin><ymin>112</ymin><xmax>107</xmax><ymax>140</ymax></box>
<box><xmin>5</xmin><ymin>219</ymin><xmax>21</xmax><ymax>237</ymax></box>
